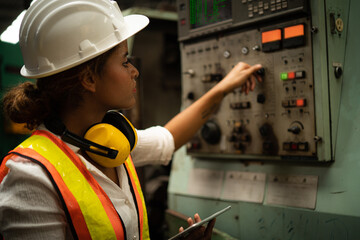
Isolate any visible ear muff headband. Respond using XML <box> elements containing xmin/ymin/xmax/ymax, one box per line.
<box><xmin>44</xmin><ymin>115</ymin><xmax>119</xmax><ymax>159</ymax></box>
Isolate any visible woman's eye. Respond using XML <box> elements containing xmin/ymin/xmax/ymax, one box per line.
<box><xmin>123</xmin><ymin>58</ymin><xmax>131</xmax><ymax>67</ymax></box>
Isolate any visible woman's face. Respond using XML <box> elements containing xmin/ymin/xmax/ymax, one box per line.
<box><xmin>94</xmin><ymin>41</ymin><xmax>139</xmax><ymax>110</ymax></box>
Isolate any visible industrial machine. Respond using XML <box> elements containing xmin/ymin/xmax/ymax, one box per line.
<box><xmin>177</xmin><ymin>0</ymin><xmax>329</xmax><ymax>162</ymax></box>
<box><xmin>168</xmin><ymin>0</ymin><xmax>360</xmax><ymax>239</ymax></box>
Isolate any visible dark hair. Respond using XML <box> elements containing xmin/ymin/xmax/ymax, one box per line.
<box><xmin>2</xmin><ymin>47</ymin><xmax>117</xmax><ymax>130</ymax></box>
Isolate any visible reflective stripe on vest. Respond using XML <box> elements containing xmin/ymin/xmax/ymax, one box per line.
<box><xmin>0</xmin><ymin>130</ymin><xmax>149</xmax><ymax>240</ymax></box>
<box><xmin>124</xmin><ymin>159</ymin><xmax>149</xmax><ymax>240</ymax></box>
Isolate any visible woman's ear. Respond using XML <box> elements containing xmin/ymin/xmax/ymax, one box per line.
<box><xmin>80</xmin><ymin>71</ymin><xmax>97</xmax><ymax>93</ymax></box>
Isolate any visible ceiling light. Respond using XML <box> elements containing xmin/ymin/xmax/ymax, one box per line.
<box><xmin>0</xmin><ymin>0</ymin><xmax>38</xmax><ymax>44</ymax></box>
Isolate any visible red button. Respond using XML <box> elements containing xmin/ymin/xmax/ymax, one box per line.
<box><xmin>291</xmin><ymin>142</ymin><xmax>298</xmax><ymax>150</ymax></box>
<box><xmin>288</xmin><ymin>72</ymin><xmax>295</xmax><ymax>79</ymax></box>
<box><xmin>296</xmin><ymin>99</ymin><xmax>305</xmax><ymax>107</ymax></box>
<box><xmin>181</xmin><ymin>18</ymin><xmax>186</xmax><ymax>25</ymax></box>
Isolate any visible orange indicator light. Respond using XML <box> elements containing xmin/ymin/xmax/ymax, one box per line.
<box><xmin>284</xmin><ymin>24</ymin><xmax>304</xmax><ymax>39</ymax></box>
<box><xmin>262</xmin><ymin>29</ymin><xmax>282</xmax><ymax>44</ymax></box>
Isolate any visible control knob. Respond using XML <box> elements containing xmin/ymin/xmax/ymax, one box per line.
<box><xmin>187</xmin><ymin>92</ymin><xmax>195</xmax><ymax>100</ymax></box>
<box><xmin>257</xmin><ymin>93</ymin><xmax>266</xmax><ymax>104</ymax></box>
<box><xmin>259</xmin><ymin>124</ymin><xmax>270</xmax><ymax>137</ymax></box>
<box><xmin>256</xmin><ymin>67</ymin><xmax>265</xmax><ymax>76</ymax></box>
<box><xmin>201</xmin><ymin>121</ymin><xmax>221</xmax><ymax>145</ymax></box>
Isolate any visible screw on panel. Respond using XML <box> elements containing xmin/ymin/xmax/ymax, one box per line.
<box><xmin>311</xmin><ymin>26</ymin><xmax>318</xmax><ymax>33</ymax></box>
<box><xmin>314</xmin><ymin>136</ymin><xmax>322</xmax><ymax>142</ymax></box>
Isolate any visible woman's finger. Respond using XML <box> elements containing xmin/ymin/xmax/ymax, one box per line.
<box><xmin>204</xmin><ymin>219</ymin><xmax>216</xmax><ymax>239</ymax></box>
<box><xmin>246</xmin><ymin>78</ymin><xmax>251</xmax><ymax>94</ymax></box>
<box><xmin>250</xmin><ymin>74</ymin><xmax>256</xmax><ymax>91</ymax></box>
<box><xmin>187</xmin><ymin>217</ymin><xmax>194</xmax><ymax>226</ymax></box>
<box><xmin>194</xmin><ymin>213</ymin><xmax>202</xmax><ymax>223</ymax></box>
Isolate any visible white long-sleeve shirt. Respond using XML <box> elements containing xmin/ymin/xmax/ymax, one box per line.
<box><xmin>0</xmin><ymin>126</ymin><xmax>175</xmax><ymax>240</ymax></box>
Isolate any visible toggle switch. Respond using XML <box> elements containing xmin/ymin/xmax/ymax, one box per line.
<box><xmin>288</xmin><ymin>126</ymin><xmax>301</xmax><ymax>134</ymax></box>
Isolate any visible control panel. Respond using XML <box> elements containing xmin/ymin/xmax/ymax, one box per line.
<box><xmin>178</xmin><ymin>0</ymin><xmax>319</xmax><ymax>161</ymax></box>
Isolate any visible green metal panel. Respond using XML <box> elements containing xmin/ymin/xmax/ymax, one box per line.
<box><xmin>0</xmin><ymin>42</ymin><xmax>31</xmax><ymax>156</ymax></box>
<box><xmin>325</xmin><ymin>0</ymin><xmax>351</xmax><ymax>159</ymax></box>
<box><xmin>168</xmin><ymin>0</ymin><xmax>360</xmax><ymax>238</ymax></box>
<box><xmin>311</xmin><ymin>0</ymin><xmax>333</xmax><ymax>161</ymax></box>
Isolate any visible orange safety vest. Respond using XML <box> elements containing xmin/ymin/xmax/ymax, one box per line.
<box><xmin>0</xmin><ymin>130</ymin><xmax>150</xmax><ymax>240</ymax></box>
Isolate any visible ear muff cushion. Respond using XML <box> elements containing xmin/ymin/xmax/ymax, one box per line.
<box><xmin>84</xmin><ymin>123</ymin><xmax>130</xmax><ymax>167</ymax></box>
<box><xmin>102</xmin><ymin>111</ymin><xmax>137</xmax><ymax>151</ymax></box>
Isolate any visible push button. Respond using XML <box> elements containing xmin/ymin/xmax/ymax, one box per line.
<box><xmin>283</xmin><ymin>142</ymin><xmax>309</xmax><ymax>151</ymax></box>
<box><xmin>298</xmin><ymin>142</ymin><xmax>309</xmax><ymax>151</ymax></box>
<box><xmin>281</xmin><ymin>71</ymin><xmax>305</xmax><ymax>80</ymax></box>
<box><xmin>288</xmin><ymin>72</ymin><xmax>295</xmax><ymax>79</ymax></box>
<box><xmin>289</xmin><ymin>100</ymin><xmax>297</xmax><ymax>107</ymax></box>
<box><xmin>282</xmin><ymin>99</ymin><xmax>306</xmax><ymax>108</ymax></box>
<box><xmin>296</xmin><ymin>98</ymin><xmax>306</xmax><ymax>107</ymax></box>
<box><xmin>281</xmin><ymin>72</ymin><xmax>288</xmax><ymax>80</ymax></box>
<box><xmin>283</xmin><ymin>142</ymin><xmax>291</xmax><ymax>151</ymax></box>
<box><xmin>291</xmin><ymin>142</ymin><xmax>298</xmax><ymax>150</ymax></box>
<box><xmin>282</xmin><ymin>100</ymin><xmax>290</xmax><ymax>107</ymax></box>
<box><xmin>295</xmin><ymin>71</ymin><xmax>305</xmax><ymax>79</ymax></box>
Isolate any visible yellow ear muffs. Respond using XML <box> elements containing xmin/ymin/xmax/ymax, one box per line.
<box><xmin>84</xmin><ymin>111</ymin><xmax>138</xmax><ymax>168</ymax></box>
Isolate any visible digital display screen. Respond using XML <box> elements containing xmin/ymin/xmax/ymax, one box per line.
<box><xmin>190</xmin><ymin>0</ymin><xmax>232</xmax><ymax>29</ymax></box>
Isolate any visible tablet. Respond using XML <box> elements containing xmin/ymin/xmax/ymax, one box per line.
<box><xmin>168</xmin><ymin>205</ymin><xmax>231</xmax><ymax>240</ymax></box>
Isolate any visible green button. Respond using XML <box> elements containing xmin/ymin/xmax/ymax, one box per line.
<box><xmin>281</xmin><ymin>72</ymin><xmax>288</xmax><ymax>80</ymax></box>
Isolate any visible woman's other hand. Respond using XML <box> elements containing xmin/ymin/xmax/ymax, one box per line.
<box><xmin>178</xmin><ymin>213</ymin><xmax>216</xmax><ymax>240</ymax></box>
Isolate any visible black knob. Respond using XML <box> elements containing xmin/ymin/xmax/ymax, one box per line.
<box><xmin>201</xmin><ymin>121</ymin><xmax>221</xmax><ymax>145</ymax></box>
<box><xmin>334</xmin><ymin>66</ymin><xmax>343</xmax><ymax>78</ymax></box>
<box><xmin>256</xmin><ymin>67</ymin><xmax>265</xmax><ymax>76</ymax></box>
<box><xmin>257</xmin><ymin>94</ymin><xmax>266</xmax><ymax>104</ymax></box>
<box><xmin>187</xmin><ymin>92</ymin><xmax>195</xmax><ymax>100</ymax></box>
<box><xmin>259</xmin><ymin>124</ymin><xmax>270</xmax><ymax>137</ymax></box>
<box><xmin>288</xmin><ymin>126</ymin><xmax>301</xmax><ymax>134</ymax></box>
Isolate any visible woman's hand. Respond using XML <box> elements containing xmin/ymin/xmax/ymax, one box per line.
<box><xmin>216</xmin><ymin>62</ymin><xmax>263</xmax><ymax>96</ymax></box>
<box><xmin>178</xmin><ymin>213</ymin><xmax>216</xmax><ymax>240</ymax></box>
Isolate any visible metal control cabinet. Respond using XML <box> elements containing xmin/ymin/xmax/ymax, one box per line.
<box><xmin>177</xmin><ymin>0</ymin><xmax>331</xmax><ymax>162</ymax></box>
<box><xmin>169</xmin><ymin>1</ymin><xmax>360</xmax><ymax>239</ymax></box>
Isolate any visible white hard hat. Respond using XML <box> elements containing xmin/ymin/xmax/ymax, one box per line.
<box><xmin>19</xmin><ymin>0</ymin><xmax>149</xmax><ymax>78</ymax></box>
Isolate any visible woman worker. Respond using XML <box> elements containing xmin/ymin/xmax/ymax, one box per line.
<box><xmin>0</xmin><ymin>0</ymin><xmax>262</xmax><ymax>239</ymax></box>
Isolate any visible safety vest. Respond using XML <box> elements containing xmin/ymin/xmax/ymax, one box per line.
<box><xmin>0</xmin><ymin>130</ymin><xmax>150</xmax><ymax>240</ymax></box>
